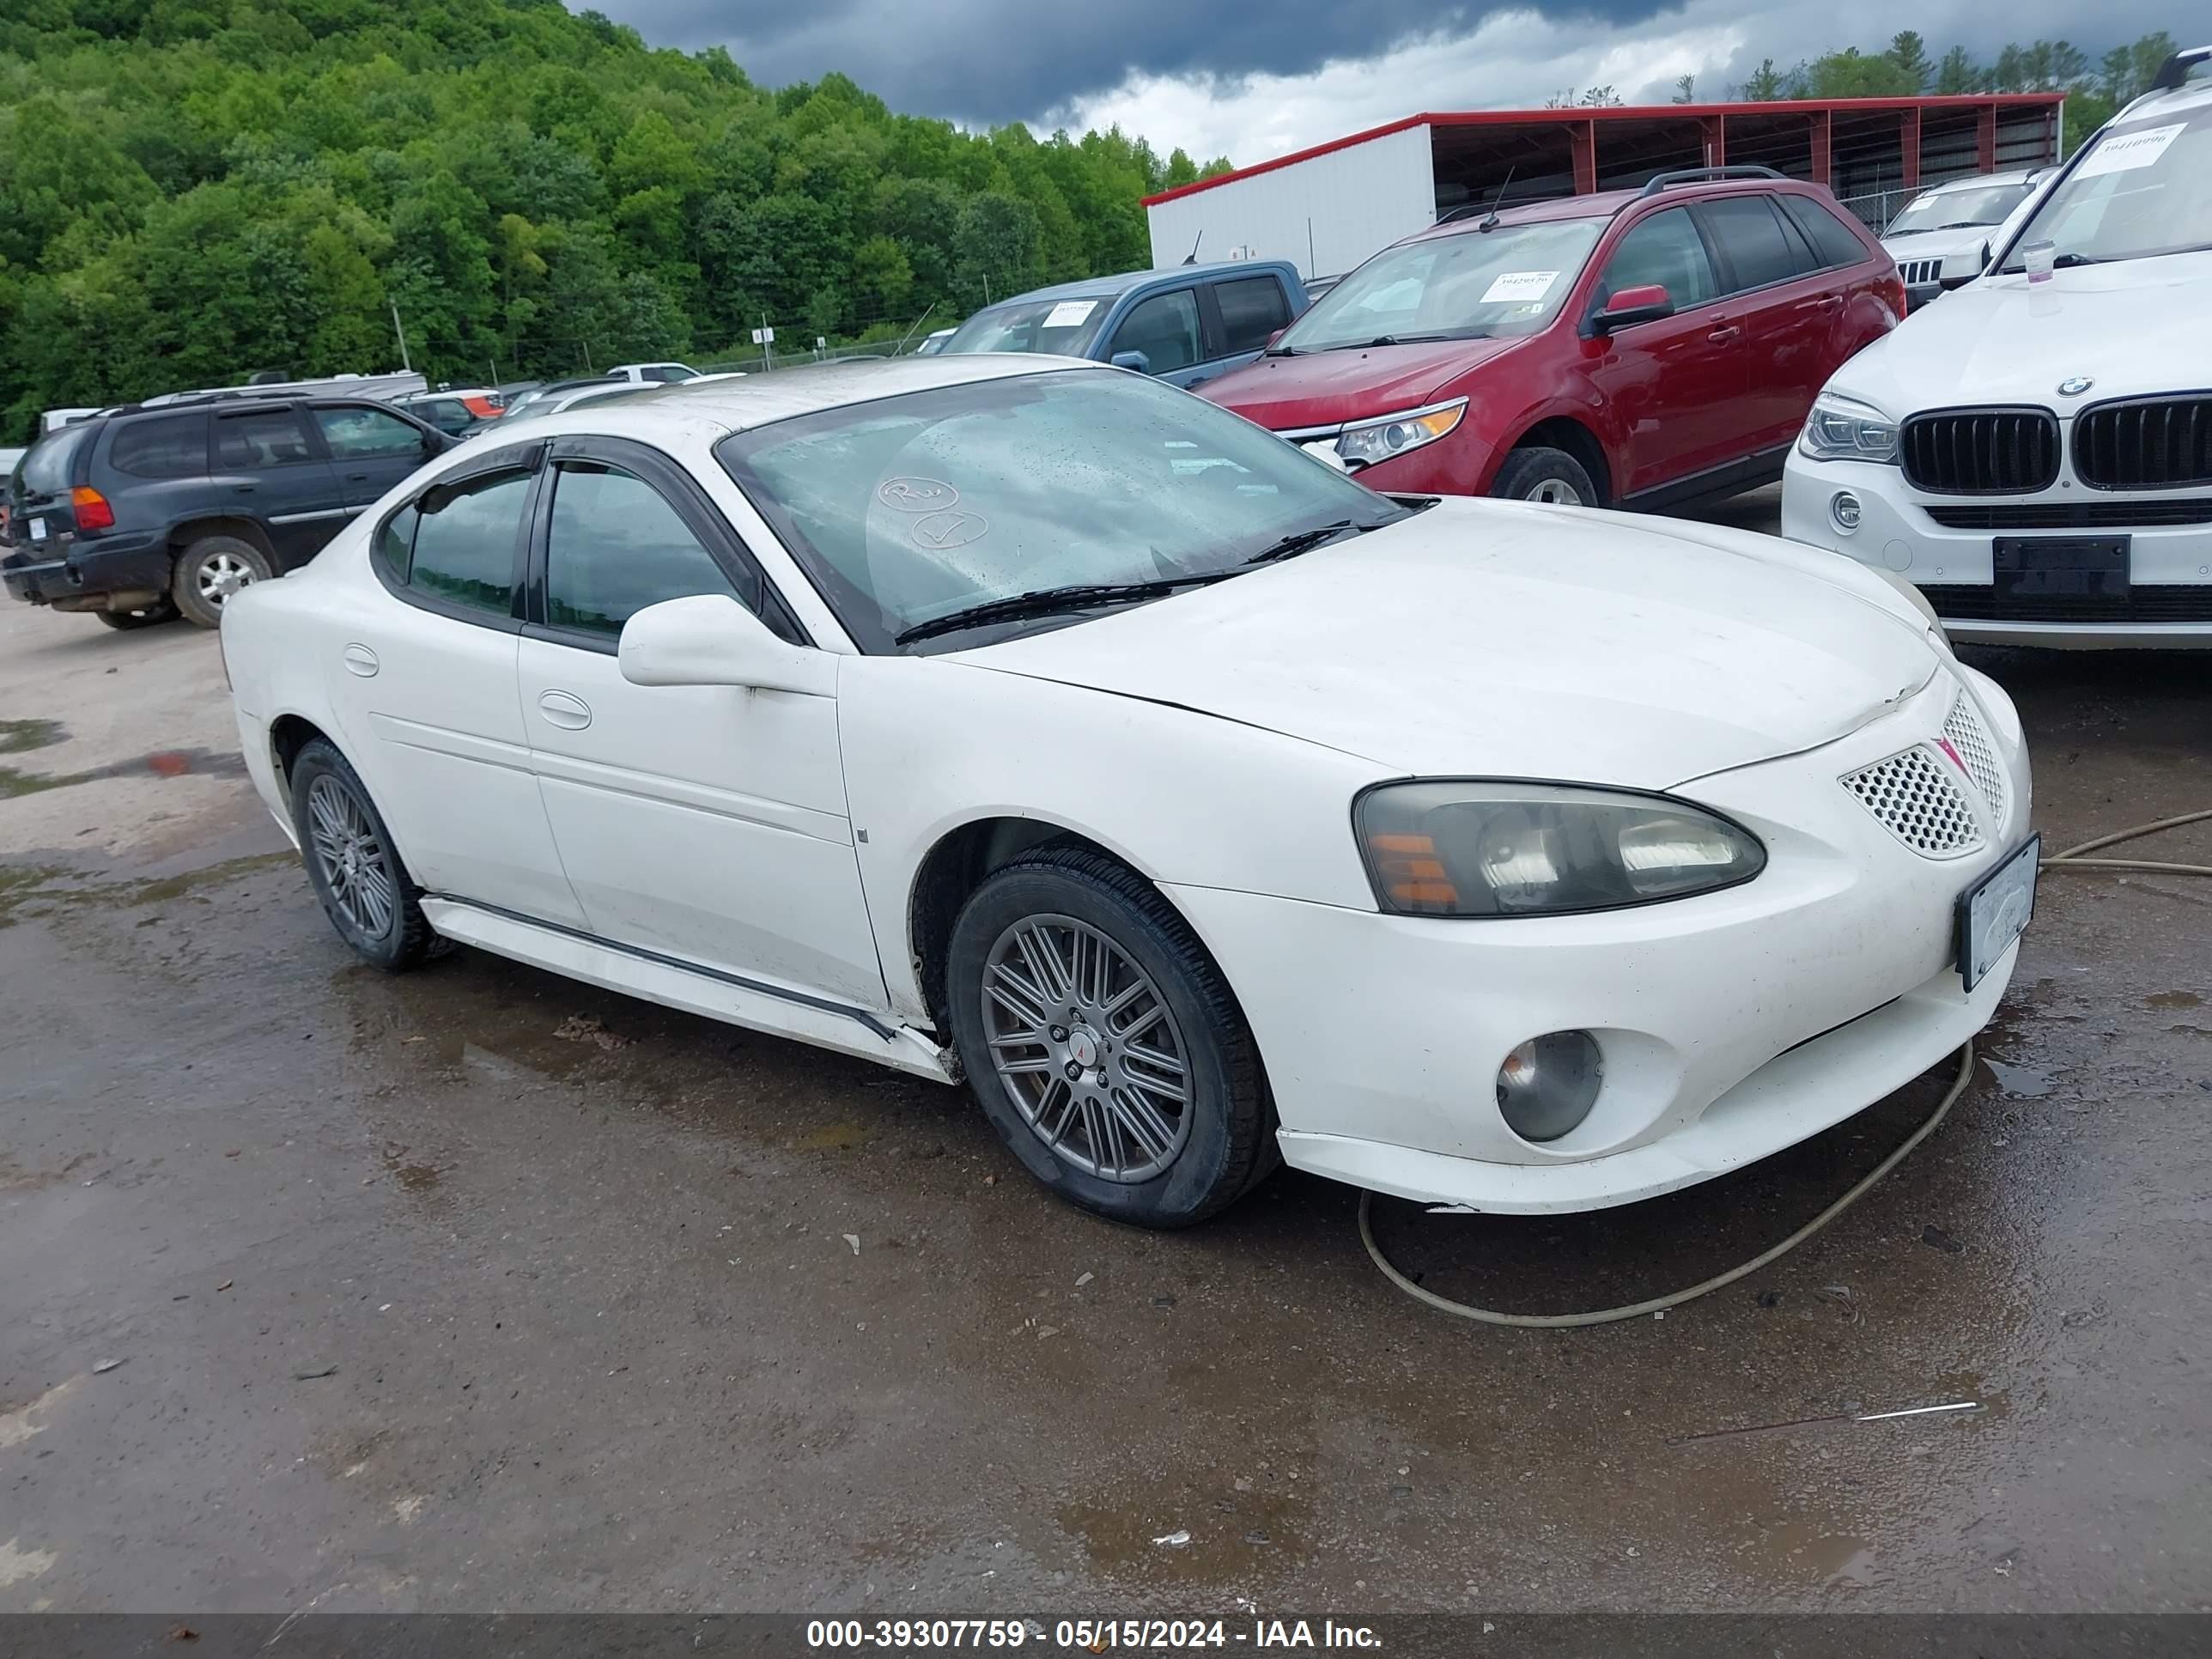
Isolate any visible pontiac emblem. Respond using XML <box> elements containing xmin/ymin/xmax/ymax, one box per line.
<box><xmin>2056</xmin><ymin>375</ymin><xmax>2094</xmax><ymax>396</ymax></box>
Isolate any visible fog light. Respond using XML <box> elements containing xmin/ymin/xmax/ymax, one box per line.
<box><xmin>1495</xmin><ymin>1031</ymin><xmax>1603</xmax><ymax>1143</ymax></box>
<box><xmin>1832</xmin><ymin>491</ymin><xmax>1863</xmax><ymax>532</ymax></box>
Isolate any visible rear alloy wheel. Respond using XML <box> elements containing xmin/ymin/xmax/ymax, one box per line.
<box><xmin>1490</xmin><ymin>445</ymin><xmax>1600</xmax><ymax>507</ymax></box>
<box><xmin>171</xmin><ymin>534</ymin><xmax>274</xmax><ymax>628</ymax></box>
<box><xmin>945</xmin><ymin>846</ymin><xmax>1276</xmax><ymax>1227</ymax></box>
<box><xmin>288</xmin><ymin>739</ymin><xmax>439</xmax><ymax>971</ymax></box>
<box><xmin>94</xmin><ymin>598</ymin><xmax>179</xmax><ymax>630</ymax></box>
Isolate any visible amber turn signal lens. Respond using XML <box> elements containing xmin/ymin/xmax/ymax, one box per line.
<box><xmin>1366</xmin><ymin>830</ymin><xmax>1462</xmax><ymax>911</ymax></box>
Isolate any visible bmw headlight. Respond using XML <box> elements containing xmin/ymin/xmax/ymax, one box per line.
<box><xmin>1799</xmin><ymin>392</ymin><xmax>1899</xmax><ymax>464</ymax></box>
<box><xmin>1334</xmin><ymin>399</ymin><xmax>1466</xmax><ymax>470</ymax></box>
<box><xmin>1356</xmin><ymin>781</ymin><xmax>1765</xmax><ymax>918</ymax></box>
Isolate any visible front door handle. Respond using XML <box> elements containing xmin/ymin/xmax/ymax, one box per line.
<box><xmin>1707</xmin><ymin>324</ymin><xmax>1742</xmax><ymax>343</ymax></box>
<box><xmin>342</xmin><ymin>643</ymin><xmax>380</xmax><ymax>678</ymax></box>
<box><xmin>347</xmin><ymin>471</ymin><xmax>372</xmax><ymax>483</ymax></box>
<box><xmin>537</xmin><ymin>690</ymin><xmax>592</xmax><ymax>731</ymax></box>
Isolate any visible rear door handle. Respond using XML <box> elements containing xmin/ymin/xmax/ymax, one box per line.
<box><xmin>233</xmin><ymin>484</ymin><xmax>256</xmax><ymax>495</ymax></box>
<box><xmin>346</xmin><ymin>471</ymin><xmax>372</xmax><ymax>483</ymax></box>
<box><xmin>1805</xmin><ymin>295</ymin><xmax>1843</xmax><ymax>310</ymax></box>
<box><xmin>342</xmin><ymin>643</ymin><xmax>380</xmax><ymax>678</ymax></box>
<box><xmin>537</xmin><ymin>690</ymin><xmax>592</xmax><ymax>731</ymax></box>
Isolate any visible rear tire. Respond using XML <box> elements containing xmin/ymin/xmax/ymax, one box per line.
<box><xmin>1490</xmin><ymin>446</ymin><xmax>1600</xmax><ymax>507</ymax></box>
<box><xmin>171</xmin><ymin>535</ymin><xmax>274</xmax><ymax>628</ymax></box>
<box><xmin>288</xmin><ymin>739</ymin><xmax>438</xmax><ymax>972</ymax></box>
<box><xmin>945</xmin><ymin>846</ymin><xmax>1276</xmax><ymax>1228</ymax></box>
<box><xmin>95</xmin><ymin>599</ymin><xmax>179</xmax><ymax>630</ymax></box>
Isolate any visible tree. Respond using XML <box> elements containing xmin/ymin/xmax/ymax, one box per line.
<box><xmin>1934</xmin><ymin>46</ymin><xmax>1978</xmax><ymax>94</ymax></box>
<box><xmin>1671</xmin><ymin>74</ymin><xmax>1695</xmax><ymax>104</ymax></box>
<box><xmin>1740</xmin><ymin>58</ymin><xmax>1785</xmax><ymax>100</ymax></box>
<box><xmin>1887</xmin><ymin>31</ymin><xmax>1930</xmax><ymax>92</ymax></box>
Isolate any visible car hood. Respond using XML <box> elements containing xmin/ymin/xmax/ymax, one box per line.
<box><xmin>1198</xmin><ymin>337</ymin><xmax>1534</xmax><ymax>431</ymax></box>
<box><xmin>955</xmin><ymin>500</ymin><xmax>1940</xmax><ymax>791</ymax></box>
<box><xmin>1830</xmin><ymin>252</ymin><xmax>2212</xmax><ymax>413</ymax></box>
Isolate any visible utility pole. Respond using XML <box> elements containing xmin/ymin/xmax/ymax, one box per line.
<box><xmin>389</xmin><ymin>300</ymin><xmax>411</xmax><ymax>372</ymax></box>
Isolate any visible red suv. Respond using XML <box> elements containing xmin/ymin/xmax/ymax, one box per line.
<box><xmin>1199</xmin><ymin>167</ymin><xmax>1904</xmax><ymax>510</ymax></box>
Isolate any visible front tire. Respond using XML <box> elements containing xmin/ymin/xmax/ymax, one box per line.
<box><xmin>1490</xmin><ymin>446</ymin><xmax>1599</xmax><ymax>506</ymax></box>
<box><xmin>945</xmin><ymin>847</ymin><xmax>1276</xmax><ymax>1228</ymax></box>
<box><xmin>288</xmin><ymin>739</ymin><xmax>438</xmax><ymax>971</ymax></box>
<box><xmin>171</xmin><ymin>535</ymin><xmax>274</xmax><ymax>628</ymax></box>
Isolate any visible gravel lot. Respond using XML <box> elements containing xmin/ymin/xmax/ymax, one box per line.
<box><xmin>3</xmin><ymin>487</ymin><xmax>2209</xmax><ymax>1614</ymax></box>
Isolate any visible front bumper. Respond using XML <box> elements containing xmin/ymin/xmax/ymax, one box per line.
<box><xmin>1781</xmin><ymin>449</ymin><xmax>2212</xmax><ymax>648</ymax></box>
<box><xmin>1169</xmin><ymin>672</ymin><xmax>2031</xmax><ymax>1214</ymax></box>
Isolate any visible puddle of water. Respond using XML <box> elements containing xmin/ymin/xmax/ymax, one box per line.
<box><xmin>0</xmin><ymin>745</ymin><xmax>246</xmax><ymax>799</ymax></box>
<box><xmin>1983</xmin><ymin>1058</ymin><xmax>2054</xmax><ymax>1099</ymax></box>
<box><xmin>2143</xmin><ymin>990</ymin><xmax>2203</xmax><ymax>1011</ymax></box>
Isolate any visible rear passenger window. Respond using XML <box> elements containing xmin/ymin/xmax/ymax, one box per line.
<box><xmin>1212</xmin><ymin>276</ymin><xmax>1291</xmax><ymax>355</ymax></box>
<box><xmin>109</xmin><ymin>414</ymin><xmax>208</xmax><ymax>478</ymax></box>
<box><xmin>216</xmin><ymin>410</ymin><xmax>317</xmax><ymax>469</ymax></box>
<box><xmin>404</xmin><ymin>471</ymin><xmax>530</xmax><ymax>617</ymax></box>
<box><xmin>1779</xmin><ymin>195</ymin><xmax>1871</xmax><ymax>270</ymax></box>
<box><xmin>544</xmin><ymin>463</ymin><xmax>743</xmax><ymax>637</ymax></box>
<box><xmin>1596</xmin><ymin>208</ymin><xmax>1717</xmax><ymax>309</ymax></box>
<box><xmin>1699</xmin><ymin>196</ymin><xmax>1806</xmax><ymax>293</ymax></box>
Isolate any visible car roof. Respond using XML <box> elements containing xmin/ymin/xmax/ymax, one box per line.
<box><xmin>986</xmin><ymin>260</ymin><xmax>1291</xmax><ymax>310</ymax></box>
<box><xmin>1403</xmin><ymin>176</ymin><xmax>1820</xmax><ymax>248</ymax></box>
<box><xmin>507</xmin><ymin>354</ymin><xmax>1094</xmax><ymax>442</ymax></box>
<box><xmin>1919</xmin><ymin>168</ymin><xmax>2043</xmax><ymax>191</ymax></box>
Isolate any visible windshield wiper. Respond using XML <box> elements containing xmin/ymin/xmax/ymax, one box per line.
<box><xmin>1262</xmin><ymin>343</ymin><xmax>1299</xmax><ymax>356</ymax></box>
<box><xmin>894</xmin><ymin>574</ymin><xmax>1236</xmax><ymax>645</ymax></box>
<box><xmin>1244</xmin><ymin>519</ymin><xmax>1386</xmax><ymax>565</ymax></box>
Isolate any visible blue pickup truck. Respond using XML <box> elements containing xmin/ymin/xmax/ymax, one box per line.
<box><xmin>939</xmin><ymin>260</ymin><xmax>1310</xmax><ymax>391</ymax></box>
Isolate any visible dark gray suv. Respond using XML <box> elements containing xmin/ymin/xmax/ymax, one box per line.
<box><xmin>3</xmin><ymin>396</ymin><xmax>452</xmax><ymax>629</ymax></box>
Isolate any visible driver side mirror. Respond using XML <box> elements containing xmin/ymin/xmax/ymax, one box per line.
<box><xmin>1109</xmin><ymin>349</ymin><xmax>1152</xmax><ymax>375</ymax></box>
<box><xmin>618</xmin><ymin>594</ymin><xmax>834</xmax><ymax>698</ymax></box>
<box><xmin>1938</xmin><ymin>240</ymin><xmax>1990</xmax><ymax>291</ymax></box>
<box><xmin>1590</xmin><ymin>283</ymin><xmax>1674</xmax><ymax>334</ymax></box>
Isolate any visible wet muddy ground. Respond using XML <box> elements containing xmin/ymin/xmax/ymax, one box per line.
<box><xmin>2</xmin><ymin>498</ymin><xmax>2209</xmax><ymax>1614</ymax></box>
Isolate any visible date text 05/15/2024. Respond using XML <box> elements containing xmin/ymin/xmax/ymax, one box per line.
<box><xmin>805</xmin><ymin>1620</ymin><xmax>1385</xmax><ymax>1650</ymax></box>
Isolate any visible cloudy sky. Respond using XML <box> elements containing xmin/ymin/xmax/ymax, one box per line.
<box><xmin>580</xmin><ymin>1</ymin><xmax>2200</xmax><ymax>164</ymax></box>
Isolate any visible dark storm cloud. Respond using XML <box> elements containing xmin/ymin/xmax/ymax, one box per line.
<box><xmin>578</xmin><ymin>1</ymin><xmax>1672</xmax><ymax>125</ymax></box>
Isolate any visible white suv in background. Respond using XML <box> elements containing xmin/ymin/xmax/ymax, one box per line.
<box><xmin>1783</xmin><ymin>46</ymin><xmax>2212</xmax><ymax>648</ymax></box>
<box><xmin>1880</xmin><ymin>167</ymin><xmax>2050</xmax><ymax>311</ymax></box>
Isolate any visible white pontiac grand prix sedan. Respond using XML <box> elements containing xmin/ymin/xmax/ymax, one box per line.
<box><xmin>222</xmin><ymin>356</ymin><xmax>2035</xmax><ymax>1229</ymax></box>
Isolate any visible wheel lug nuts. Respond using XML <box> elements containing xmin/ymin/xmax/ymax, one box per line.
<box><xmin>1049</xmin><ymin>1025</ymin><xmax>1068</xmax><ymax>1042</ymax></box>
<box><xmin>1063</xmin><ymin>1060</ymin><xmax>1083</xmax><ymax>1081</ymax></box>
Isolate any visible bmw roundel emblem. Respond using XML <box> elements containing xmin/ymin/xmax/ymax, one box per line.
<box><xmin>2057</xmin><ymin>375</ymin><xmax>2094</xmax><ymax>396</ymax></box>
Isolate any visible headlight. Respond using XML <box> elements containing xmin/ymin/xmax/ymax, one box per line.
<box><xmin>1334</xmin><ymin>399</ymin><xmax>1466</xmax><ymax>470</ymax></box>
<box><xmin>1798</xmin><ymin>392</ymin><xmax>1899</xmax><ymax>464</ymax></box>
<box><xmin>1356</xmin><ymin>781</ymin><xmax>1765</xmax><ymax>918</ymax></box>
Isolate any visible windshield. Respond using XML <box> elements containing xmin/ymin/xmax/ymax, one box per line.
<box><xmin>1275</xmin><ymin>218</ymin><xmax>1606</xmax><ymax>351</ymax></box>
<box><xmin>717</xmin><ymin>368</ymin><xmax>1403</xmax><ymax>653</ymax></box>
<box><xmin>2001</xmin><ymin>105</ymin><xmax>2212</xmax><ymax>270</ymax></box>
<box><xmin>1886</xmin><ymin>182</ymin><xmax>2033</xmax><ymax>236</ymax></box>
<box><xmin>941</xmin><ymin>296</ymin><xmax>1111</xmax><ymax>358</ymax></box>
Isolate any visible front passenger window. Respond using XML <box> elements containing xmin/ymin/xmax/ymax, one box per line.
<box><xmin>1596</xmin><ymin>208</ymin><xmax>1717</xmax><ymax>309</ymax></box>
<box><xmin>1109</xmin><ymin>289</ymin><xmax>1202</xmax><ymax>373</ymax></box>
<box><xmin>404</xmin><ymin>470</ymin><xmax>530</xmax><ymax>617</ymax></box>
<box><xmin>544</xmin><ymin>463</ymin><xmax>743</xmax><ymax>636</ymax></box>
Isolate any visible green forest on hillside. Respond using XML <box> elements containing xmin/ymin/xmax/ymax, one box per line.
<box><xmin>0</xmin><ymin>0</ymin><xmax>1231</xmax><ymax>426</ymax></box>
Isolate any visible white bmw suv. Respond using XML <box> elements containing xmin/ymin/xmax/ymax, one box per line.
<box><xmin>1784</xmin><ymin>46</ymin><xmax>2212</xmax><ymax>647</ymax></box>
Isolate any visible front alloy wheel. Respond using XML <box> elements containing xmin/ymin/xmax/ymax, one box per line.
<box><xmin>945</xmin><ymin>846</ymin><xmax>1277</xmax><ymax>1227</ymax></box>
<box><xmin>981</xmin><ymin>915</ymin><xmax>1194</xmax><ymax>1182</ymax></box>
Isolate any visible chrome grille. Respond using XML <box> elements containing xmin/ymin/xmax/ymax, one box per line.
<box><xmin>1942</xmin><ymin>693</ymin><xmax>2006</xmax><ymax>822</ymax></box>
<box><xmin>1900</xmin><ymin>408</ymin><xmax>2059</xmax><ymax>495</ymax></box>
<box><xmin>1842</xmin><ymin>746</ymin><xmax>1987</xmax><ymax>860</ymax></box>
<box><xmin>2072</xmin><ymin>395</ymin><xmax>2212</xmax><ymax>489</ymax></box>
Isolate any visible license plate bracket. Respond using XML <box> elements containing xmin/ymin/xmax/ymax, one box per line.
<box><xmin>1992</xmin><ymin>535</ymin><xmax>2128</xmax><ymax>602</ymax></box>
<box><xmin>1956</xmin><ymin>835</ymin><xmax>2039</xmax><ymax>991</ymax></box>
